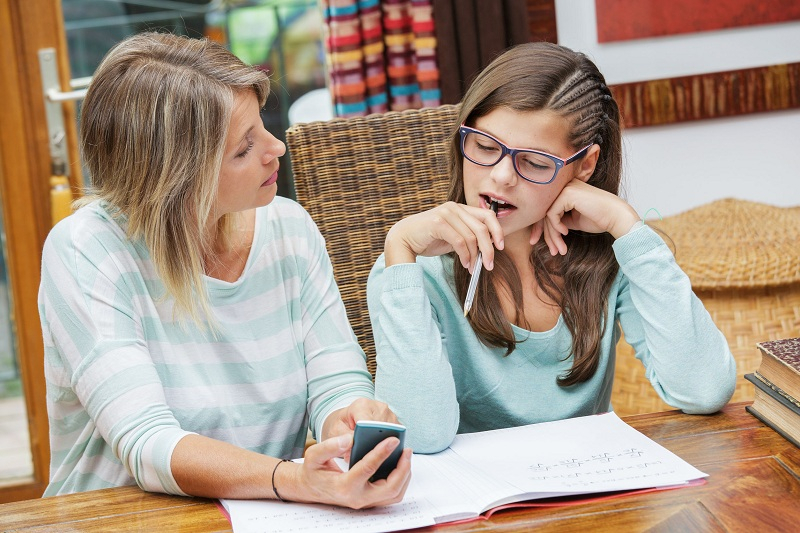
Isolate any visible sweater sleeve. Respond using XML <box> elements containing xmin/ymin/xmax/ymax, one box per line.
<box><xmin>612</xmin><ymin>224</ymin><xmax>736</xmax><ymax>413</ymax></box>
<box><xmin>39</xmin><ymin>219</ymin><xmax>192</xmax><ymax>495</ymax></box>
<box><xmin>367</xmin><ymin>255</ymin><xmax>460</xmax><ymax>453</ymax></box>
<box><xmin>297</xmin><ymin>210</ymin><xmax>375</xmax><ymax>441</ymax></box>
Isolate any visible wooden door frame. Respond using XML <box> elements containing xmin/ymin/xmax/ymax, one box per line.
<box><xmin>0</xmin><ymin>0</ymin><xmax>81</xmax><ymax>502</ymax></box>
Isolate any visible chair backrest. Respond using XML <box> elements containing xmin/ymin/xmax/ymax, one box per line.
<box><xmin>286</xmin><ymin>104</ymin><xmax>460</xmax><ymax>377</ymax></box>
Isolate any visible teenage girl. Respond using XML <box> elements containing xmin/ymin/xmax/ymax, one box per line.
<box><xmin>367</xmin><ymin>42</ymin><xmax>736</xmax><ymax>453</ymax></box>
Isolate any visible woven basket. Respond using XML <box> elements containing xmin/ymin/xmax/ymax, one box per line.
<box><xmin>611</xmin><ymin>199</ymin><xmax>800</xmax><ymax>416</ymax></box>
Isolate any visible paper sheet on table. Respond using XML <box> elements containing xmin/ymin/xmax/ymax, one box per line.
<box><xmin>448</xmin><ymin>412</ymin><xmax>707</xmax><ymax>495</ymax></box>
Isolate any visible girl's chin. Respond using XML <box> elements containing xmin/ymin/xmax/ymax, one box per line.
<box><xmin>499</xmin><ymin>225</ymin><xmax>532</xmax><ymax>245</ymax></box>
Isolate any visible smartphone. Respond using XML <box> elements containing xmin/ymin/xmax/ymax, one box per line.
<box><xmin>348</xmin><ymin>420</ymin><xmax>406</xmax><ymax>481</ymax></box>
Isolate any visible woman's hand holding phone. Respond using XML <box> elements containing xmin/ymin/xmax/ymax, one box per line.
<box><xmin>287</xmin><ymin>427</ymin><xmax>412</xmax><ymax>509</ymax></box>
<box><xmin>349</xmin><ymin>421</ymin><xmax>407</xmax><ymax>481</ymax></box>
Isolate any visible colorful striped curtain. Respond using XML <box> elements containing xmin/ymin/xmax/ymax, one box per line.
<box><xmin>321</xmin><ymin>0</ymin><xmax>441</xmax><ymax>117</ymax></box>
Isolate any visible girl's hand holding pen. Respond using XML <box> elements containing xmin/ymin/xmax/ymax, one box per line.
<box><xmin>384</xmin><ymin>201</ymin><xmax>504</xmax><ymax>270</ymax></box>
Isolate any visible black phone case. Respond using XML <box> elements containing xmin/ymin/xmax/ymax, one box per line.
<box><xmin>349</xmin><ymin>423</ymin><xmax>405</xmax><ymax>481</ymax></box>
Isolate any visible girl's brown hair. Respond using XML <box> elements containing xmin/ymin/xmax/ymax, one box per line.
<box><xmin>448</xmin><ymin>42</ymin><xmax>623</xmax><ymax>386</ymax></box>
<box><xmin>78</xmin><ymin>32</ymin><xmax>270</xmax><ymax>326</ymax></box>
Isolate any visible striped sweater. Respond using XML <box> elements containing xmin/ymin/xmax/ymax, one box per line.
<box><xmin>38</xmin><ymin>197</ymin><xmax>373</xmax><ymax>496</ymax></box>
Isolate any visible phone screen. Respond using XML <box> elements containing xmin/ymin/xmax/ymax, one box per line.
<box><xmin>348</xmin><ymin>421</ymin><xmax>406</xmax><ymax>481</ymax></box>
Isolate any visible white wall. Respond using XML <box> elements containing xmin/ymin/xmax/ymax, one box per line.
<box><xmin>556</xmin><ymin>0</ymin><xmax>800</xmax><ymax>216</ymax></box>
<box><xmin>620</xmin><ymin>109</ymin><xmax>800</xmax><ymax>217</ymax></box>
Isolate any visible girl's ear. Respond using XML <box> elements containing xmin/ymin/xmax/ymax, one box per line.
<box><xmin>574</xmin><ymin>144</ymin><xmax>601</xmax><ymax>183</ymax></box>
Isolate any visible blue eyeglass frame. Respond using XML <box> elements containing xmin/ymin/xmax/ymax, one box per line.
<box><xmin>459</xmin><ymin>125</ymin><xmax>592</xmax><ymax>185</ymax></box>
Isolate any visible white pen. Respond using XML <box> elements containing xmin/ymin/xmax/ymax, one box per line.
<box><xmin>463</xmin><ymin>201</ymin><xmax>498</xmax><ymax>317</ymax></box>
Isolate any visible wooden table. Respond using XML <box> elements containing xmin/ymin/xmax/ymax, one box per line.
<box><xmin>2</xmin><ymin>402</ymin><xmax>799</xmax><ymax>532</ymax></box>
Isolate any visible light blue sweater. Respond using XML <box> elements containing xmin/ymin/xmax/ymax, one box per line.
<box><xmin>368</xmin><ymin>224</ymin><xmax>736</xmax><ymax>453</ymax></box>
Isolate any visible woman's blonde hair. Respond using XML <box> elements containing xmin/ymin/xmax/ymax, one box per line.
<box><xmin>78</xmin><ymin>32</ymin><xmax>270</xmax><ymax>326</ymax></box>
<box><xmin>447</xmin><ymin>42</ymin><xmax>623</xmax><ymax>386</ymax></box>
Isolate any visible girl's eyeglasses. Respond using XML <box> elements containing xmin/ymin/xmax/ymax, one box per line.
<box><xmin>459</xmin><ymin>125</ymin><xmax>592</xmax><ymax>185</ymax></box>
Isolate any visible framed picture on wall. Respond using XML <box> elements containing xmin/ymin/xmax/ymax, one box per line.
<box><xmin>595</xmin><ymin>0</ymin><xmax>800</xmax><ymax>43</ymax></box>
<box><xmin>550</xmin><ymin>0</ymin><xmax>800</xmax><ymax>127</ymax></box>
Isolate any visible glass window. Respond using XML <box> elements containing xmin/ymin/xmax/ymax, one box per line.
<box><xmin>0</xmin><ymin>203</ymin><xmax>33</xmax><ymax>486</ymax></box>
<box><xmin>62</xmin><ymin>0</ymin><xmax>327</xmax><ymax>199</ymax></box>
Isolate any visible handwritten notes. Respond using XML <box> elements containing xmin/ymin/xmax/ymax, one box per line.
<box><xmin>222</xmin><ymin>498</ymin><xmax>435</xmax><ymax>533</ymax></box>
<box><xmin>448</xmin><ymin>412</ymin><xmax>706</xmax><ymax>497</ymax></box>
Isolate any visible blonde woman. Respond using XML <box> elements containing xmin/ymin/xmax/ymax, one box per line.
<box><xmin>38</xmin><ymin>32</ymin><xmax>410</xmax><ymax>508</ymax></box>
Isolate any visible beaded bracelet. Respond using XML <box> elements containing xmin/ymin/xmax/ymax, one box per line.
<box><xmin>272</xmin><ymin>459</ymin><xmax>291</xmax><ymax>502</ymax></box>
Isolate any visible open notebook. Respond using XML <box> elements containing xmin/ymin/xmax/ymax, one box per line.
<box><xmin>220</xmin><ymin>412</ymin><xmax>706</xmax><ymax>533</ymax></box>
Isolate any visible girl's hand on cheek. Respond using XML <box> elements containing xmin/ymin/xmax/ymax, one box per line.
<box><xmin>543</xmin><ymin>180</ymin><xmax>640</xmax><ymax>255</ymax></box>
<box><xmin>529</xmin><ymin>219</ymin><xmax>562</xmax><ymax>257</ymax></box>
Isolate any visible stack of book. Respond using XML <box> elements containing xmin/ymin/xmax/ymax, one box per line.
<box><xmin>745</xmin><ymin>337</ymin><xmax>800</xmax><ymax>447</ymax></box>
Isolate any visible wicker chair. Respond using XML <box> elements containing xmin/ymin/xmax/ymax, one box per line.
<box><xmin>286</xmin><ymin>105</ymin><xmax>460</xmax><ymax>376</ymax></box>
